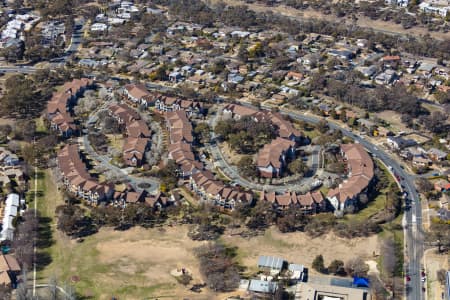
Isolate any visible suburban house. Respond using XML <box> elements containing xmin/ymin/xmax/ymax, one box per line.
<box><xmin>57</xmin><ymin>144</ymin><xmax>114</xmax><ymax>205</ymax></box>
<box><xmin>108</xmin><ymin>103</ymin><xmax>151</xmax><ymax>167</ymax></box>
<box><xmin>327</xmin><ymin>144</ymin><xmax>374</xmax><ymax>212</ymax></box>
<box><xmin>428</xmin><ymin>148</ymin><xmax>447</xmax><ymax>161</ymax></box>
<box><xmin>257</xmin><ymin>137</ymin><xmax>296</xmax><ymax>178</ymax></box>
<box><xmin>46</xmin><ymin>78</ymin><xmax>94</xmax><ymax>137</ymax></box>
<box><xmin>434</xmin><ymin>179</ymin><xmax>450</xmax><ymax>192</ymax></box>
<box><xmin>387</xmin><ymin>136</ymin><xmax>417</xmax><ymax>150</ymax></box>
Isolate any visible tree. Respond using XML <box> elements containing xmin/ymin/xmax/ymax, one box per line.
<box><xmin>238</xmin><ymin>155</ymin><xmax>257</xmax><ymax>178</ymax></box>
<box><xmin>415</xmin><ymin>178</ymin><xmax>434</xmax><ymax>193</ymax></box>
<box><xmin>194</xmin><ymin>123</ymin><xmax>211</xmax><ymax>144</ymax></box>
<box><xmin>149</xmin><ymin>64</ymin><xmax>168</xmax><ymax>81</ymax></box>
<box><xmin>346</xmin><ymin>257</ymin><xmax>369</xmax><ymax>277</ymax></box>
<box><xmin>195</xmin><ymin>243</ymin><xmax>240</xmax><ymax>292</ymax></box>
<box><xmin>328</xmin><ymin>259</ymin><xmax>345</xmax><ymax>275</ymax></box>
<box><xmin>316</xmin><ymin>119</ymin><xmax>329</xmax><ymax>134</ymax></box>
<box><xmin>287</xmin><ymin>158</ymin><xmax>308</xmax><ymax>176</ymax></box>
<box><xmin>312</xmin><ymin>254</ymin><xmax>325</xmax><ymax>273</ymax></box>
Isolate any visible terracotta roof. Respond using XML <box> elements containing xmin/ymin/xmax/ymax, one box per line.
<box><xmin>57</xmin><ymin>144</ymin><xmax>110</xmax><ymax>197</ymax></box>
<box><xmin>257</xmin><ymin>137</ymin><xmax>295</xmax><ymax>169</ymax></box>
<box><xmin>327</xmin><ymin>144</ymin><xmax>374</xmax><ymax>204</ymax></box>
<box><xmin>124</xmin><ymin>83</ymin><xmax>150</xmax><ymax>100</ymax></box>
<box><xmin>165</xmin><ymin>110</ymin><xmax>193</xmax><ymax>143</ymax></box>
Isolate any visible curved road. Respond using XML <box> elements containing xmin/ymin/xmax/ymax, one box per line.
<box><xmin>280</xmin><ymin>107</ymin><xmax>423</xmax><ymax>300</ymax></box>
<box><xmin>235</xmin><ymin>101</ymin><xmax>422</xmax><ymax>300</ymax></box>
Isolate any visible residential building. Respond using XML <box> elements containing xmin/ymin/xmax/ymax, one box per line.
<box><xmin>57</xmin><ymin>144</ymin><xmax>114</xmax><ymax>205</ymax></box>
<box><xmin>428</xmin><ymin>148</ymin><xmax>447</xmax><ymax>161</ymax></box>
<box><xmin>1</xmin><ymin>194</ymin><xmax>20</xmax><ymax>241</ymax></box>
<box><xmin>108</xmin><ymin>104</ymin><xmax>151</xmax><ymax>167</ymax></box>
<box><xmin>0</xmin><ymin>254</ymin><xmax>21</xmax><ymax>287</ymax></box>
<box><xmin>165</xmin><ymin>110</ymin><xmax>194</xmax><ymax>144</ymax></box>
<box><xmin>387</xmin><ymin>136</ymin><xmax>417</xmax><ymax>150</ymax></box>
<box><xmin>257</xmin><ymin>137</ymin><xmax>296</xmax><ymax>178</ymax></box>
<box><xmin>327</xmin><ymin>144</ymin><xmax>374</xmax><ymax>212</ymax></box>
<box><xmin>46</xmin><ymin>78</ymin><xmax>94</xmax><ymax>137</ymax></box>
<box><xmin>123</xmin><ymin>83</ymin><xmax>151</xmax><ymax>104</ymax></box>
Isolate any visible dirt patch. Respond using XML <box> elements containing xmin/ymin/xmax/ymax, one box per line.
<box><xmin>220</xmin><ymin>142</ymin><xmax>248</xmax><ymax>165</ymax></box>
<box><xmin>222</xmin><ymin>226</ymin><xmax>380</xmax><ymax>276</ymax></box>
<box><xmin>424</xmin><ymin>248</ymin><xmax>449</xmax><ymax>300</ymax></box>
<box><xmin>215</xmin><ymin>0</ymin><xmax>450</xmax><ymax>41</ymax></box>
<box><xmin>375</xmin><ymin>110</ymin><xmax>410</xmax><ymax>134</ymax></box>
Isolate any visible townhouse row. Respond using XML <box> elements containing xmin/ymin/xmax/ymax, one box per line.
<box><xmin>165</xmin><ymin>109</ymin><xmax>253</xmax><ymax>210</ymax></box>
<box><xmin>123</xmin><ymin>83</ymin><xmax>204</xmax><ymax>116</ymax></box>
<box><xmin>57</xmin><ymin>144</ymin><xmax>114</xmax><ymax>205</ymax></box>
<box><xmin>46</xmin><ymin>78</ymin><xmax>94</xmax><ymax>137</ymax></box>
<box><xmin>108</xmin><ymin>103</ymin><xmax>151</xmax><ymax>167</ymax></box>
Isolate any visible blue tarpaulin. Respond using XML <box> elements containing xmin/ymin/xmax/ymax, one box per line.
<box><xmin>353</xmin><ymin>277</ymin><xmax>369</xmax><ymax>288</ymax></box>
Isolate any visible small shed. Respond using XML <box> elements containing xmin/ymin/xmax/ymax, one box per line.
<box><xmin>248</xmin><ymin>279</ymin><xmax>278</xmax><ymax>294</ymax></box>
<box><xmin>257</xmin><ymin>255</ymin><xmax>284</xmax><ymax>272</ymax></box>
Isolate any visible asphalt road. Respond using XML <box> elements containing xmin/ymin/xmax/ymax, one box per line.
<box><xmin>276</xmin><ymin>108</ymin><xmax>423</xmax><ymax>300</ymax></box>
<box><xmin>207</xmin><ymin>106</ymin><xmax>326</xmax><ymax>193</ymax></box>
<box><xmin>81</xmin><ymin>100</ymin><xmax>160</xmax><ymax>194</ymax></box>
<box><xmin>234</xmin><ymin>100</ymin><xmax>422</xmax><ymax>299</ymax></box>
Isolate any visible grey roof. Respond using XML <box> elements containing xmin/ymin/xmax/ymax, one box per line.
<box><xmin>288</xmin><ymin>263</ymin><xmax>304</xmax><ymax>272</ymax></box>
<box><xmin>257</xmin><ymin>255</ymin><xmax>284</xmax><ymax>270</ymax></box>
<box><xmin>248</xmin><ymin>280</ymin><xmax>278</xmax><ymax>294</ymax></box>
<box><xmin>428</xmin><ymin>148</ymin><xmax>447</xmax><ymax>158</ymax></box>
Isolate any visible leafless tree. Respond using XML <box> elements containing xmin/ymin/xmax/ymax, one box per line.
<box><xmin>345</xmin><ymin>256</ymin><xmax>369</xmax><ymax>277</ymax></box>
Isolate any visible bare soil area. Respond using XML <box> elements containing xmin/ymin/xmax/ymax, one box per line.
<box><xmin>215</xmin><ymin>0</ymin><xmax>450</xmax><ymax>40</ymax></box>
<box><xmin>424</xmin><ymin>248</ymin><xmax>449</xmax><ymax>300</ymax></box>
<box><xmin>222</xmin><ymin>226</ymin><xmax>380</xmax><ymax>276</ymax></box>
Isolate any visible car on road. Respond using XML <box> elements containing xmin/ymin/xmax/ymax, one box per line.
<box><xmin>406</xmin><ymin>275</ymin><xmax>411</xmax><ymax>282</ymax></box>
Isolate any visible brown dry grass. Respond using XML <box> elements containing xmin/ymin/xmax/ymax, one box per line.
<box><xmin>215</xmin><ymin>0</ymin><xmax>450</xmax><ymax>40</ymax></box>
<box><xmin>222</xmin><ymin>226</ymin><xmax>380</xmax><ymax>276</ymax></box>
<box><xmin>424</xmin><ymin>248</ymin><xmax>449</xmax><ymax>300</ymax></box>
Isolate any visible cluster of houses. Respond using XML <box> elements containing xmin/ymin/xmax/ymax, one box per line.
<box><xmin>388</xmin><ymin>135</ymin><xmax>448</xmax><ymax>168</ymax></box>
<box><xmin>1</xmin><ymin>12</ymin><xmax>39</xmax><ymax>42</ymax></box>
<box><xmin>327</xmin><ymin>143</ymin><xmax>374</xmax><ymax>212</ymax></box>
<box><xmin>57</xmin><ymin>144</ymin><xmax>113</xmax><ymax>205</ymax></box>
<box><xmin>241</xmin><ymin>255</ymin><xmax>370</xmax><ymax>299</ymax></box>
<box><xmin>0</xmin><ymin>147</ymin><xmax>22</xmax><ymax>187</ymax></box>
<box><xmin>0</xmin><ymin>193</ymin><xmax>23</xmax><ymax>241</ymax></box>
<box><xmin>108</xmin><ymin>103</ymin><xmax>151</xmax><ymax>167</ymax></box>
<box><xmin>165</xmin><ymin>109</ymin><xmax>253</xmax><ymax>210</ymax></box>
<box><xmin>91</xmin><ymin>0</ymin><xmax>140</xmax><ymax>33</ymax></box>
<box><xmin>222</xmin><ymin>104</ymin><xmax>305</xmax><ymax>178</ymax></box>
<box><xmin>46</xmin><ymin>78</ymin><xmax>94</xmax><ymax>137</ymax></box>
